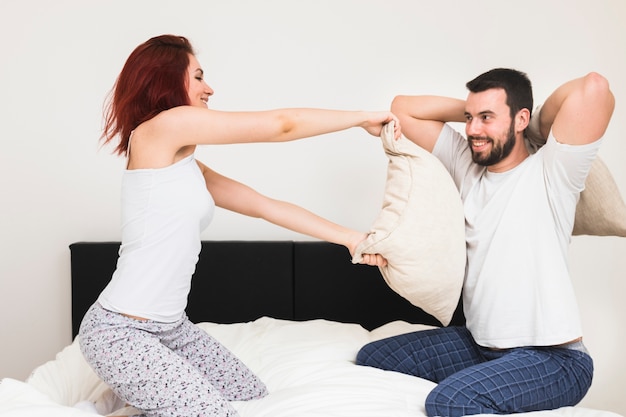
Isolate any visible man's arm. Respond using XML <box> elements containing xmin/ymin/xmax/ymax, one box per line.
<box><xmin>537</xmin><ymin>72</ymin><xmax>614</xmax><ymax>145</ymax></box>
<box><xmin>391</xmin><ymin>95</ymin><xmax>466</xmax><ymax>152</ymax></box>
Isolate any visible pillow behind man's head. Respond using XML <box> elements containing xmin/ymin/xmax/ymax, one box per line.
<box><xmin>352</xmin><ymin>122</ymin><xmax>466</xmax><ymax>326</ymax></box>
<box><xmin>572</xmin><ymin>157</ymin><xmax>626</xmax><ymax>236</ymax></box>
<box><xmin>525</xmin><ymin>105</ymin><xmax>626</xmax><ymax>237</ymax></box>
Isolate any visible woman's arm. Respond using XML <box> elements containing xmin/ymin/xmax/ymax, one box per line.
<box><xmin>129</xmin><ymin>107</ymin><xmax>399</xmax><ymax>170</ymax></box>
<box><xmin>154</xmin><ymin>106</ymin><xmax>400</xmax><ymax>147</ymax></box>
<box><xmin>197</xmin><ymin>160</ymin><xmax>387</xmax><ymax>266</ymax></box>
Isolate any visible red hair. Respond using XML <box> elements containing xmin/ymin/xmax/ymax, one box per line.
<box><xmin>101</xmin><ymin>35</ymin><xmax>196</xmax><ymax>155</ymax></box>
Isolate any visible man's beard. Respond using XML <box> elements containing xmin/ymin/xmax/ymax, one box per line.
<box><xmin>468</xmin><ymin>122</ymin><xmax>516</xmax><ymax>166</ymax></box>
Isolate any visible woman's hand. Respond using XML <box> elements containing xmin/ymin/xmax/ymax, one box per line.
<box><xmin>359</xmin><ymin>253</ymin><xmax>388</xmax><ymax>267</ymax></box>
<box><xmin>360</xmin><ymin>111</ymin><xmax>401</xmax><ymax>139</ymax></box>
<box><xmin>347</xmin><ymin>232</ymin><xmax>388</xmax><ymax>267</ymax></box>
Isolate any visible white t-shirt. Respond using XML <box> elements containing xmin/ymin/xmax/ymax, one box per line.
<box><xmin>98</xmin><ymin>154</ymin><xmax>214</xmax><ymax>322</ymax></box>
<box><xmin>433</xmin><ymin>125</ymin><xmax>601</xmax><ymax>348</ymax></box>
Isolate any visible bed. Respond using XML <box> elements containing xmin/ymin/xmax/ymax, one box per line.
<box><xmin>0</xmin><ymin>240</ymin><xmax>621</xmax><ymax>417</ymax></box>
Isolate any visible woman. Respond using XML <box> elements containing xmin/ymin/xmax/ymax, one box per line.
<box><xmin>78</xmin><ymin>34</ymin><xmax>398</xmax><ymax>417</ymax></box>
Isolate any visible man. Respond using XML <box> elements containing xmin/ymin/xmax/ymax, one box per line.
<box><xmin>357</xmin><ymin>69</ymin><xmax>614</xmax><ymax>417</ymax></box>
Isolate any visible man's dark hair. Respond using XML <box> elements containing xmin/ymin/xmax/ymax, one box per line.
<box><xmin>466</xmin><ymin>68</ymin><xmax>533</xmax><ymax>118</ymax></box>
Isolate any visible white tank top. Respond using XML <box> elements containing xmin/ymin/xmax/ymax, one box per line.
<box><xmin>98</xmin><ymin>154</ymin><xmax>214</xmax><ymax>322</ymax></box>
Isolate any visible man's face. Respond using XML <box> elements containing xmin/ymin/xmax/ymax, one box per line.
<box><xmin>464</xmin><ymin>88</ymin><xmax>516</xmax><ymax>167</ymax></box>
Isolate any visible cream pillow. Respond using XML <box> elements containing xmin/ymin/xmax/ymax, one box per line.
<box><xmin>526</xmin><ymin>106</ymin><xmax>626</xmax><ymax>237</ymax></box>
<box><xmin>352</xmin><ymin>122</ymin><xmax>466</xmax><ymax>326</ymax></box>
<box><xmin>573</xmin><ymin>157</ymin><xmax>626</xmax><ymax>236</ymax></box>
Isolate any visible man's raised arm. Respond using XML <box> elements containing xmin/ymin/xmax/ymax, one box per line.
<box><xmin>536</xmin><ymin>72</ymin><xmax>614</xmax><ymax>145</ymax></box>
<box><xmin>391</xmin><ymin>95</ymin><xmax>466</xmax><ymax>152</ymax></box>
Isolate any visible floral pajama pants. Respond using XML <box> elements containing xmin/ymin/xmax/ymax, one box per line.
<box><xmin>79</xmin><ymin>303</ymin><xmax>268</xmax><ymax>417</ymax></box>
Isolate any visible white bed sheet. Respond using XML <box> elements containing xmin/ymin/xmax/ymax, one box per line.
<box><xmin>0</xmin><ymin>317</ymin><xmax>621</xmax><ymax>417</ymax></box>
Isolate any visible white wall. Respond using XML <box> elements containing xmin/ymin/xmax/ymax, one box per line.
<box><xmin>1</xmin><ymin>0</ymin><xmax>624</xmax><ymax>414</ymax></box>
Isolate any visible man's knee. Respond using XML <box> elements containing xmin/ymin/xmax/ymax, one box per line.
<box><xmin>355</xmin><ymin>341</ymin><xmax>380</xmax><ymax>367</ymax></box>
<box><xmin>356</xmin><ymin>337</ymin><xmax>406</xmax><ymax>370</ymax></box>
<box><xmin>425</xmin><ymin>381</ymin><xmax>490</xmax><ymax>417</ymax></box>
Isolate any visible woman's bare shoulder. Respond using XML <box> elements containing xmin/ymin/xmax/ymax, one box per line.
<box><xmin>127</xmin><ymin>117</ymin><xmax>196</xmax><ymax>169</ymax></box>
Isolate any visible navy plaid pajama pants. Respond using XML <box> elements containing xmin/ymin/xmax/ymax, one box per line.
<box><xmin>356</xmin><ymin>326</ymin><xmax>593</xmax><ymax>417</ymax></box>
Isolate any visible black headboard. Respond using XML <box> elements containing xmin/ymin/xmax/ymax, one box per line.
<box><xmin>70</xmin><ymin>241</ymin><xmax>464</xmax><ymax>338</ymax></box>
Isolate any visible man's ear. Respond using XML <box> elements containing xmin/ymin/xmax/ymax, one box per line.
<box><xmin>516</xmin><ymin>108</ymin><xmax>531</xmax><ymax>132</ymax></box>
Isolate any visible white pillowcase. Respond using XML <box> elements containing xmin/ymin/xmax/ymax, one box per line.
<box><xmin>572</xmin><ymin>157</ymin><xmax>626</xmax><ymax>236</ymax></box>
<box><xmin>352</xmin><ymin>122</ymin><xmax>466</xmax><ymax>326</ymax></box>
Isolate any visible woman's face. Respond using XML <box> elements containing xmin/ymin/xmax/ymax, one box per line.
<box><xmin>186</xmin><ymin>54</ymin><xmax>213</xmax><ymax>108</ymax></box>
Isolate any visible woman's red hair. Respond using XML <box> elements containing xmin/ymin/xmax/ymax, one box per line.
<box><xmin>101</xmin><ymin>35</ymin><xmax>195</xmax><ymax>155</ymax></box>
